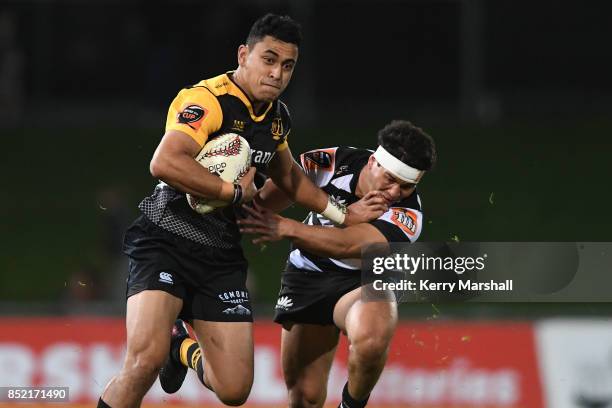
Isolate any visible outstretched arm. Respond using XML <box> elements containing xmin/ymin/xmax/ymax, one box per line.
<box><xmin>239</xmin><ymin>194</ymin><xmax>389</xmax><ymax>258</ymax></box>
<box><xmin>266</xmin><ymin>147</ymin><xmax>328</xmax><ymax>212</ymax></box>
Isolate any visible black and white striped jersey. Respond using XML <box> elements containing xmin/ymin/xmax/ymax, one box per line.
<box><xmin>287</xmin><ymin>146</ymin><xmax>424</xmax><ymax>273</ymax></box>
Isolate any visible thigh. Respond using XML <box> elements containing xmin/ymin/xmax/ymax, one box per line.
<box><xmin>125</xmin><ymin>290</ymin><xmax>183</xmax><ymax>361</ymax></box>
<box><xmin>192</xmin><ymin>320</ymin><xmax>254</xmax><ymax>385</ymax></box>
<box><xmin>333</xmin><ymin>286</ymin><xmax>397</xmax><ymax>336</ymax></box>
<box><xmin>281</xmin><ymin>323</ymin><xmax>340</xmax><ymax>398</ymax></box>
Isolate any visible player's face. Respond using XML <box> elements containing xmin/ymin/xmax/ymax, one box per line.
<box><xmin>367</xmin><ymin>157</ymin><xmax>416</xmax><ymax>204</ymax></box>
<box><xmin>237</xmin><ymin>36</ymin><xmax>298</xmax><ymax>103</ymax></box>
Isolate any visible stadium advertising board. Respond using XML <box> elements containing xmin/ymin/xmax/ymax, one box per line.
<box><xmin>0</xmin><ymin>318</ymin><xmax>542</xmax><ymax>407</ymax></box>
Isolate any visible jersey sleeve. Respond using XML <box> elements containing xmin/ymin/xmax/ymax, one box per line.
<box><xmin>298</xmin><ymin>147</ymin><xmax>338</xmax><ymax>187</ymax></box>
<box><xmin>276</xmin><ymin>130</ymin><xmax>290</xmax><ymax>151</ymax></box>
<box><xmin>275</xmin><ymin>100</ymin><xmax>292</xmax><ymax>152</ymax></box>
<box><xmin>370</xmin><ymin>206</ymin><xmax>423</xmax><ymax>243</ymax></box>
<box><xmin>165</xmin><ymin>87</ymin><xmax>223</xmax><ymax>146</ymax></box>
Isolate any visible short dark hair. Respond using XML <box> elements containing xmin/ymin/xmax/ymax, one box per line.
<box><xmin>377</xmin><ymin>120</ymin><xmax>437</xmax><ymax>171</ymax></box>
<box><xmin>246</xmin><ymin>13</ymin><xmax>302</xmax><ymax>47</ymax></box>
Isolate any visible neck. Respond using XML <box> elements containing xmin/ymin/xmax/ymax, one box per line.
<box><xmin>355</xmin><ymin>166</ymin><xmax>368</xmax><ymax>198</ymax></box>
<box><xmin>231</xmin><ymin>69</ymin><xmax>267</xmax><ymax>114</ymax></box>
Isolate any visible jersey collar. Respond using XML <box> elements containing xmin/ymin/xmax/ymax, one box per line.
<box><xmin>225</xmin><ymin>71</ymin><xmax>274</xmax><ymax>122</ymax></box>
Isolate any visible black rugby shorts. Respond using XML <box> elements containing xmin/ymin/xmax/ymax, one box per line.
<box><xmin>123</xmin><ymin>215</ymin><xmax>252</xmax><ymax>322</ymax></box>
<box><xmin>273</xmin><ymin>266</ymin><xmax>361</xmax><ymax>326</ymax></box>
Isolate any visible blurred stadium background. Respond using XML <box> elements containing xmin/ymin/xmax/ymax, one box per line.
<box><xmin>1</xmin><ymin>0</ymin><xmax>611</xmax><ymax>407</ymax></box>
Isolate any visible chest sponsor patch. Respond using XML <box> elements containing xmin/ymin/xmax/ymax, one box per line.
<box><xmin>391</xmin><ymin>208</ymin><xmax>418</xmax><ymax>236</ymax></box>
<box><xmin>177</xmin><ymin>104</ymin><xmax>207</xmax><ymax>130</ymax></box>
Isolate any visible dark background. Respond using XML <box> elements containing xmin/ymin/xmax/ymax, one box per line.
<box><xmin>1</xmin><ymin>0</ymin><xmax>610</xmax><ymax>316</ymax></box>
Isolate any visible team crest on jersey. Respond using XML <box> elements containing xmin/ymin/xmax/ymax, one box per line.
<box><xmin>177</xmin><ymin>104</ymin><xmax>207</xmax><ymax>130</ymax></box>
<box><xmin>304</xmin><ymin>150</ymin><xmax>333</xmax><ymax>169</ymax></box>
<box><xmin>391</xmin><ymin>208</ymin><xmax>418</xmax><ymax>236</ymax></box>
<box><xmin>271</xmin><ymin>117</ymin><xmax>284</xmax><ymax>140</ymax></box>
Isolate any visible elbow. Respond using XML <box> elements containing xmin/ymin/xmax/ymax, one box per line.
<box><xmin>149</xmin><ymin>155</ymin><xmax>168</xmax><ymax>179</ymax></box>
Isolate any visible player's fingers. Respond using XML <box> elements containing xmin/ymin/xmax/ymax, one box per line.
<box><xmin>367</xmin><ymin>204</ymin><xmax>388</xmax><ymax>213</ymax></box>
<box><xmin>238</xmin><ymin>217</ymin><xmax>267</xmax><ymax>228</ymax></box>
<box><xmin>363</xmin><ymin>190</ymin><xmax>385</xmax><ymax>200</ymax></box>
<box><xmin>240</xmin><ymin>167</ymin><xmax>257</xmax><ymax>185</ymax></box>
<box><xmin>240</xmin><ymin>226</ymin><xmax>270</xmax><ymax>235</ymax></box>
<box><xmin>365</xmin><ymin>196</ymin><xmax>389</xmax><ymax>206</ymax></box>
<box><xmin>369</xmin><ymin>209</ymin><xmax>386</xmax><ymax>218</ymax></box>
<box><xmin>241</xmin><ymin>204</ymin><xmax>265</xmax><ymax>220</ymax></box>
<box><xmin>252</xmin><ymin>199</ymin><xmax>274</xmax><ymax>217</ymax></box>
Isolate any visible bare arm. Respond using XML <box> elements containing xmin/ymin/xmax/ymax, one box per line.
<box><xmin>266</xmin><ymin>147</ymin><xmax>328</xmax><ymax>212</ymax></box>
<box><xmin>239</xmin><ymin>194</ymin><xmax>389</xmax><ymax>258</ymax></box>
<box><xmin>283</xmin><ymin>221</ymin><xmax>386</xmax><ymax>258</ymax></box>
<box><xmin>150</xmin><ymin>129</ymin><xmax>254</xmax><ymax>202</ymax></box>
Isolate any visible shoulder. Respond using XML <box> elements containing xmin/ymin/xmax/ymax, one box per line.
<box><xmin>195</xmin><ymin>73</ymin><xmax>233</xmax><ymax>97</ymax></box>
<box><xmin>370</xmin><ymin>192</ymin><xmax>424</xmax><ymax>242</ymax></box>
<box><xmin>300</xmin><ymin>146</ymin><xmax>371</xmax><ymax>172</ymax></box>
<box><xmin>172</xmin><ymin>79</ymin><xmax>222</xmax><ymax>108</ymax></box>
<box><xmin>334</xmin><ymin>146</ymin><xmax>372</xmax><ymax>167</ymax></box>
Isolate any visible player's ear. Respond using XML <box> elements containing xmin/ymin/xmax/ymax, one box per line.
<box><xmin>237</xmin><ymin>44</ymin><xmax>249</xmax><ymax>67</ymax></box>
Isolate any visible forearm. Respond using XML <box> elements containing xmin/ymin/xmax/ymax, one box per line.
<box><xmin>151</xmin><ymin>153</ymin><xmax>234</xmax><ymax>201</ymax></box>
<box><xmin>272</xmin><ymin>161</ymin><xmax>327</xmax><ymax>213</ymax></box>
<box><xmin>283</xmin><ymin>221</ymin><xmax>359</xmax><ymax>258</ymax></box>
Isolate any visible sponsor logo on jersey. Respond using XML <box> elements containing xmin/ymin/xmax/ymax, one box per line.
<box><xmin>275</xmin><ymin>296</ymin><xmax>293</xmax><ymax>310</ymax></box>
<box><xmin>231</xmin><ymin>120</ymin><xmax>245</xmax><ymax>132</ymax></box>
<box><xmin>251</xmin><ymin>150</ymin><xmax>275</xmax><ymax>165</ymax></box>
<box><xmin>303</xmin><ymin>150</ymin><xmax>334</xmax><ymax>170</ymax></box>
<box><xmin>335</xmin><ymin>165</ymin><xmax>349</xmax><ymax>175</ymax></box>
<box><xmin>271</xmin><ymin>117</ymin><xmax>284</xmax><ymax>140</ymax></box>
<box><xmin>218</xmin><ymin>290</ymin><xmax>249</xmax><ymax>305</ymax></box>
<box><xmin>177</xmin><ymin>104</ymin><xmax>207</xmax><ymax>131</ymax></box>
<box><xmin>391</xmin><ymin>208</ymin><xmax>418</xmax><ymax>236</ymax></box>
<box><xmin>215</xmin><ymin>80</ymin><xmax>229</xmax><ymax>88</ymax></box>
<box><xmin>222</xmin><ymin>305</ymin><xmax>251</xmax><ymax>315</ymax></box>
<box><xmin>159</xmin><ymin>272</ymin><xmax>173</xmax><ymax>284</ymax></box>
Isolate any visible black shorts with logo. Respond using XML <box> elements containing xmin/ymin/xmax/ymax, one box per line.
<box><xmin>123</xmin><ymin>215</ymin><xmax>253</xmax><ymax>322</ymax></box>
<box><xmin>273</xmin><ymin>264</ymin><xmax>361</xmax><ymax>326</ymax></box>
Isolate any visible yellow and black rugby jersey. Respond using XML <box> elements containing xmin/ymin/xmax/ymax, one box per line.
<box><xmin>165</xmin><ymin>72</ymin><xmax>290</xmax><ymax>170</ymax></box>
<box><xmin>287</xmin><ymin>146</ymin><xmax>424</xmax><ymax>273</ymax></box>
<box><xmin>139</xmin><ymin>72</ymin><xmax>292</xmax><ymax>249</ymax></box>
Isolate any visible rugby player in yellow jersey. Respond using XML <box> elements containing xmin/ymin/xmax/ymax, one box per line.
<box><xmin>98</xmin><ymin>14</ymin><xmax>385</xmax><ymax>408</ymax></box>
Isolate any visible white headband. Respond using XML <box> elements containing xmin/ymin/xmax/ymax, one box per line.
<box><xmin>373</xmin><ymin>145</ymin><xmax>425</xmax><ymax>184</ymax></box>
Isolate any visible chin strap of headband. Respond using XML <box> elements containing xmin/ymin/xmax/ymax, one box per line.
<box><xmin>373</xmin><ymin>145</ymin><xmax>425</xmax><ymax>183</ymax></box>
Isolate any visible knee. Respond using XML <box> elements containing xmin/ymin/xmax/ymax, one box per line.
<box><xmin>215</xmin><ymin>383</ymin><xmax>252</xmax><ymax>406</ymax></box>
<box><xmin>122</xmin><ymin>345</ymin><xmax>167</xmax><ymax>381</ymax></box>
<box><xmin>287</xmin><ymin>384</ymin><xmax>326</xmax><ymax>408</ymax></box>
<box><xmin>349</xmin><ymin>332</ymin><xmax>392</xmax><ymax>363</ymax></box>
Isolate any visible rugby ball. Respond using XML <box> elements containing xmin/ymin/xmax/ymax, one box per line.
<box><xmin>187</xmin><ymin>133</ymin><xmax>251</xmax><ymax>214</ymax></box>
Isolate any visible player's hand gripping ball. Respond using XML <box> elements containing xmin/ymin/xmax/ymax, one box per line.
<box><xmin>187</xmin><ymin>133</ymin><xmax>251</xmax><ymax>214</ymax></box>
